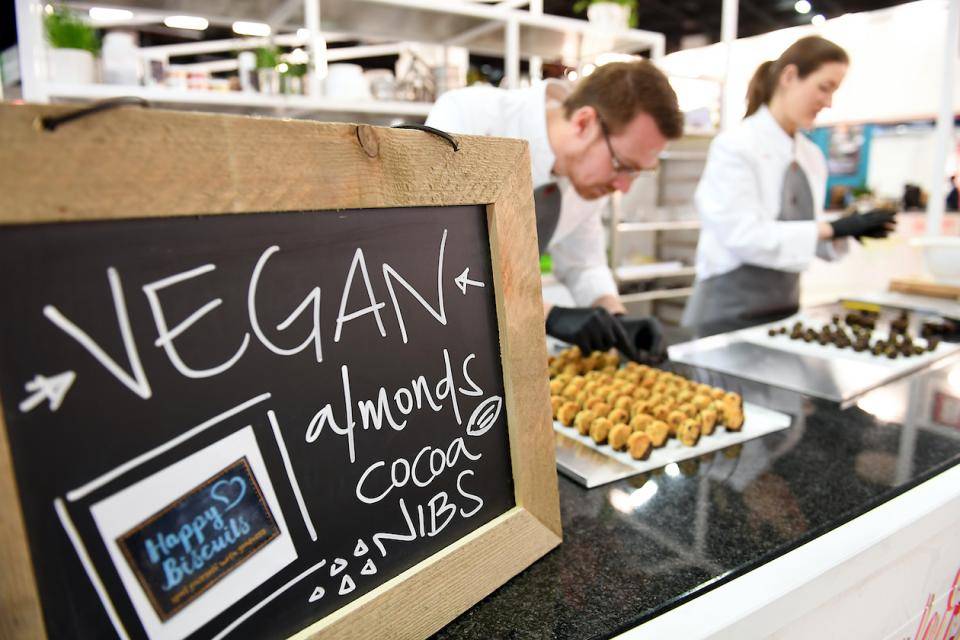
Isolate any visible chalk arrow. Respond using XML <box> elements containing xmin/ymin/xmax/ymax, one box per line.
<box><xmin>454</xmin><ymin>268</ymin><xmax>485</xmax><ymax>295</ymax></box>
<box><xmin>19</xmin><ymin>371</ymin><xmax>76</xmax><ymax>413</ymax></box>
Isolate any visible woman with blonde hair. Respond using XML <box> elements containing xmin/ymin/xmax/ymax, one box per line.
<box><xmin>683</xmin><ymin>36</ymin><xmax>896</xmax><ymax>329</ymax></box>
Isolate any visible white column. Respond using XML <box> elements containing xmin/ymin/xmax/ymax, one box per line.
<box><xmin>529</xmin><ymin>0</ymin><xmax>543</xmax><ymax>84</ymax></box>
<box><xmin>719</xmin><ymin>0</ymin><xmax>739</xmax><ymax>131</ymax></box>
<box><xmin>505</xmin><ymin>18</ymin><xmax>519</xmax><ymax>89</ymax></box>
<box><xmin>304</xmin><ymin>0</ymin><xmax>326</xmax><ymax>97</ymax></box>
<box><xmin>926</xmin><ymin>0</ymin><xmax>959</xmax><ymax>237</ymax></box>
<box><xmin>15</xmin><ymin>0</ymin><xmax>48</xmax><ymax>102</ymax></box>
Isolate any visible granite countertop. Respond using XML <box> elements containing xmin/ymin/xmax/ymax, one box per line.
<box><xmin>435</xmin><ymin>346</ymin><xmax>960</xmax><ymax>639</ymax></box>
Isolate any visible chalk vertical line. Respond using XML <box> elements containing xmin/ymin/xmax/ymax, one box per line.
<box><xmin>54</xmin><ymin>498</ymin><xmax>131</xmax><ymax>640</ymax></box>
<box><xmin>268</xmin><ymin>410</ymin><xmax>318</xmax><ymax>542</ymax></box>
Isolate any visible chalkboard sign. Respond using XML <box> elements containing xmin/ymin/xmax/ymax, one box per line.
<box><xmin>0</xmin><ymin>105</ymin><xmax>560</xmax><ymax>640</ymax></box>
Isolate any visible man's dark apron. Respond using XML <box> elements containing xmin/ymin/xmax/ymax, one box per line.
<box><xmin>682</xmin><ymin>161</ymin><xmax>814</xmax><ymax>328</ymax></box>
<box><xmin>534</xmin><ymin>182</ymin><xmax>562</xmax><ymax>254</ymax></box>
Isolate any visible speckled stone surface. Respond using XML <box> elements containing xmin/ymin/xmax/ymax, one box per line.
<box><xmin>434</xmin><ymin>350</ymin><xmax>960</xmax><ymax>640</ymax></box>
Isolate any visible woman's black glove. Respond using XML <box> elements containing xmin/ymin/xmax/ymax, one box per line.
<box><xmin>545</xmin><ymin>306</ymin><xmax>637</xmax><ymax>359</ymax></box>
<box><xmin>830</xmin><ymin>209</ymin><xmax>897</xmax><ymax>242</ymax></box>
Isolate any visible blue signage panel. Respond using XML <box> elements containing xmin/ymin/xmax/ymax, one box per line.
<box><xmin>117</xmin><ymin>457</ymin><xmax>280</xmax><ymax>620</ymax></box>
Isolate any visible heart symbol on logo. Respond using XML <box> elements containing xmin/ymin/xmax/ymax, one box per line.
<box><xmin>210</xmin><ymin>475</ymin><xmax>247</xmax><ymax>513</ymax></box>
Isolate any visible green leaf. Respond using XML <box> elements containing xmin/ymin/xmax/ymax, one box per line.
<box><xmin>573</xmin><ymin>0</ymin><xmax>638</xmax><ymax>15</ymax></box>
<box><xmin>44</xmin><ymin>6</ymin><xmax>100</xmax><ymax>54</ymax></box>
<box><xmin>255</xmin><ymin>46</ymin><xmax>280</xmax><ymax>69</ymax></box>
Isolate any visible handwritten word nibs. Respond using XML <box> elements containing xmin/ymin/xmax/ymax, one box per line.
<box><xmin>361</xmin><ymin>559</ymin><xmax>377</xmax><ymax>576</ymax></box>
<box><xmin>353</xmin><ymin>539</ymin><xmax>368</xmax><ymax>557</ymax></box>
<box><xmin>330</xmin><ymin>557</ymin><xmax>348</xmax><ymax>577</ymax></box>
<box><xmin>308</xmin><ymin>586</ymin><xmax>325</xmax><ymax>603</ymax></box>
<box><xmin>18</xmin><ymin>371</ymin><xmax>76</xmax><ymax>413</ymax></box>
<box><xmin>339</xmin><ymin>574</ymin><xmax>356</xmax><ymax>596</ymax></box>
<box><xmin>454</xmin><ymin>267</ymin><xmax>485</xmax><ymax>295</ymax></box>
<box><xmin>465</xmin><ymin>396</ymin><xmax>503</xmax><ymax>437</ymax></box>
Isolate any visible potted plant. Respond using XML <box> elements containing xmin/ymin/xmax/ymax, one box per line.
<box><xmin>280</xmin><ymin>62</ymin><xmax>308</xmax><ymax>95</ymax></box>
<box><xmin>255</xmin><ymin>46</ymin><xmax>280</xmax><ymax>95</ymax></box>
<box><xmin>573</xmin><ymin>0</ymin><xmax>638</xmax><ymax>30</ymax></box>
<box><xmin>44</xmin><ymin>6</ymin><xmax>100</xmax><ymax>83</ymax></box>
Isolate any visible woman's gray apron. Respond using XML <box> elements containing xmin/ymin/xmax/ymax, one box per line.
<box><xmin>682</xmin><ymin>161</ymin><xmax>814</xmax><ymax>328</ymax></box>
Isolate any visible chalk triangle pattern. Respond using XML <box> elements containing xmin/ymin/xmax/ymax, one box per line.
<box><xmin>330</xmin><ymin>557</ymin><xmax>348</xmax><ymax>577</ymax></box>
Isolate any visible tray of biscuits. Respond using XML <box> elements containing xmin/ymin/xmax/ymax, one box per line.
<box><xmin>548</xmin><ymin>347</ymin><xmax>792</xmax><ymax>487</ymax></box>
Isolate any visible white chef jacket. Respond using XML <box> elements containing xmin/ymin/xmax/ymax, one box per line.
<box><xmin>426</xmin><ymin>82</ymin><xmax>619</xmax><ymax>307</ymax></box>
<box><xmin>692</xmin><ymin>105</ymin><xmax>847</xmax><ymax>281</ymax></box>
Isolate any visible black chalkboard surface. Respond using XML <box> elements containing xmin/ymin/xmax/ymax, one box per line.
<box><xmin>0</xmin><ymin>205</ymin><xmax>515</xmax><ymax>639</ymax></box>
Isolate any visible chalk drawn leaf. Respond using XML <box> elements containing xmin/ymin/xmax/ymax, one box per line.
<box><xmin>466</xmin><ymin>396</ymin><xmax>503</xmax><ymax>437</ymax></box>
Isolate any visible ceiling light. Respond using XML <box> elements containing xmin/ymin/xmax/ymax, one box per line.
<box><xmin>794</xmin><ymin>0</ymin><xmax>811</xmax><ymax>14</ymax></box>
<box><xmin>811</xmin><ymin>13</ymin><xmax>826</xmax><ymax>25</ymax></box>
<box><xmin>232</xmin><ymin>21</ymin><xmax>271</xmax><ymax>37</ymax></box>
<box><xmin>89</xmin><ymin>7</ymin><xmax>133</xmax><ymax>21</ymax></box>
<box><xmin>164</xmin><ymin>15</ymin><xmax>209</xmax><ymax>30</ymax></box>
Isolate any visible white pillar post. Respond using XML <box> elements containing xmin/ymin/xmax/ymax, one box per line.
<box><xmin>720</xmin><ymin>0</ymin><xmax>739</xmax><ymax>131</ymax></box>
<box><xmin>304</xmin><ymin>0</ymin><xmax>325</xmax><ymax>97</ymax></box>
<box><xmin>926</xmin><ymin>0</ymin><xmax>959</xmax><ymax>236</ymax></box>
<box><xmin>505</xmin><ymin>18</ymin><xmax>519</xmax><ymax>89</ymax></box>
<box><xmin>15</xmin><ymin>0</ymin><xmax>48</xmax><ymax>102</ymax></box>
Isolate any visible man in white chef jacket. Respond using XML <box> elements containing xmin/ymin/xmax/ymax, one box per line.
<box><xmin>426</xmin><ymin>61</ymin><xmax>684</xmax><ymax>360</ymax></box>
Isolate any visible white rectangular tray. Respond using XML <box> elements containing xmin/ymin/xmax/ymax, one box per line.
<box><xmin>554</xmin><ymin>402</ymin><xmax>792</xmax><ymax>488</ymax></box>
<box><xmin>738</xmin><ymin>316</ymin><xmax>957</xmax><ymax>373</ymax></box>
<box><xmin>670</xmin><ymin>310</ymin><xmax>960</xmax><ymax>404</ymax></box>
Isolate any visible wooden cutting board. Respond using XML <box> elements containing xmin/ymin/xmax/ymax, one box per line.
<box><xmin>890</xmin><ymin>277</ymin><xmax>960</xmax><ymax>300</ymax></box>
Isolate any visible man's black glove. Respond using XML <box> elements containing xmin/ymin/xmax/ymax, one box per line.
<box><xmin>830</xmin><ymin>209</ymin><xmax>897</xmax><ymax>242</ymax></box>
<box><xmin>619</xmin><ymin>317</ymin><xmax>667</xmax><ymax>363</ymax></box>
<box><xmin>545</xmin><ymin>306</ymin><xmax>638</xmax><ymax>360</ymax></box>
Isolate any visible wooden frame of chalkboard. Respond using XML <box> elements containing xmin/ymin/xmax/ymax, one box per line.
<box><xmin>0</xmin><ymin>104</ymin><xmax>561</xmax><ymax>640</ymax></box>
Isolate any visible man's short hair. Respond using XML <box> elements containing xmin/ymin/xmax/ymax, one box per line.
<box><xmin>563</xmin><ymin>60</ymin><xmax>683</xmax><ymax>139</ymax></box>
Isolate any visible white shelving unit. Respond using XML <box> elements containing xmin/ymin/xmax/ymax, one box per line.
<box><xmin>617</xmin><ymin>220</ymin><xmax>701</xmax><ymax>233</ymax></box>
<box><xmin>615</xmin><ymin>265</ymin><xmax>697</xmax><ymax>283</ymax></box>
<box><xmin>608</xmin><ymin>134</ymin><xmax>712</xmax><ymax>322</ymax></box>
<box><xmin>620</xmin><ymin>287</ymin><xmax>695</xmax><ymax>304</ymax></box>
<box><xmin>14</xmin><ymin>0</ymin><xmax>666</xmax><ymax>121</ymax></box>
<box><xmin>44</xmin><ymin>81</ymin><xmax>434</xmax><ymax>118</ymax></box>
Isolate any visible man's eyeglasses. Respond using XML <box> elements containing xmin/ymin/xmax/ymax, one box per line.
<box><xmin>598</xmin><ymin>116</ymin><xmax>653</xmax><ymax>178</ymax></box>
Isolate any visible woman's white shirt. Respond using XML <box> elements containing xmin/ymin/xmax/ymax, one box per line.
<box><xmin>693</xmin><ymin>105</ymin><xmax>846</xmax><ymax>281</ymax></box>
